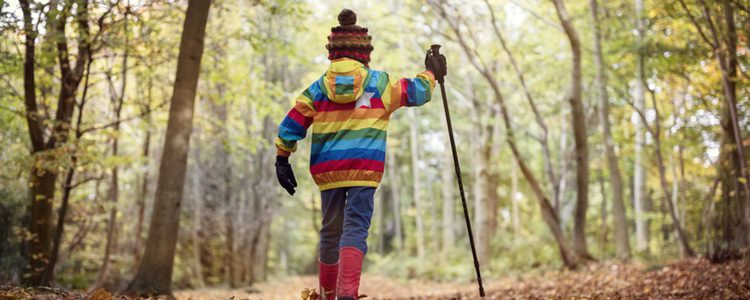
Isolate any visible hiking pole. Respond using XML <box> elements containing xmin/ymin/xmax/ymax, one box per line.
<box><xmin>428</xmin><ymin>44</ymin><xmax>485</xmax><ymax>297</ymax></box>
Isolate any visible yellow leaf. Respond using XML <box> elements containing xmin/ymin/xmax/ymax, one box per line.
<box><xmin>89</xmin><ymin>288</ymin><xmax>113</xmax><ymax>300</ymax></box>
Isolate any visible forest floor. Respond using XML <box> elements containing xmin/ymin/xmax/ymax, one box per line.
<box><xmin>1</xmin><ymin>257</ymin><xmax>748</xmax><ymax>299</ymax></box>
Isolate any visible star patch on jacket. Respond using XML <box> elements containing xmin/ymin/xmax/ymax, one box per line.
<box><xmin>356</xmin><ymin>91</ymin><xmax>374</xmax><ymax>108</ymax></box>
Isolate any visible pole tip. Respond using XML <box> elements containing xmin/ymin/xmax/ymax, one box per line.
<box><xmin>479</xmin><ymin>286</ymin><xmax>486</xmax><ymax>297</ymax></box>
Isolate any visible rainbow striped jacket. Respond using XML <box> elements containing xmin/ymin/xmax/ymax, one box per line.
<box><xmin>275</xmin><ymin>58</ymin><xmax>435</xmax><ymax>191</ymax></box>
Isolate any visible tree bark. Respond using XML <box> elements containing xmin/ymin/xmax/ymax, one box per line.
<box><xmin>551</xmin><ymin>0</ymin><xmax>591</xmax><ymax>259</ymax></box>
<box><xmin>589</xmin><ymin>0</ymin><xmax>631</xmax><ymax>260</ymax></box>
<box><xmin>126</xmin><ymin>0</ymin><xmax>211</xmax><ymax>295</ymax></box>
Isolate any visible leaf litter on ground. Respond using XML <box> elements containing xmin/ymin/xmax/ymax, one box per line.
<box><xmin>1</xmin><ymin>257</ymin><xmax>748</xmax><ymax>299</ymax></box>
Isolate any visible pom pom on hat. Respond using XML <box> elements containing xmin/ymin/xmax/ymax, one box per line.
<box><xmin>338</xmin><ymin>9</ymin><xmax>357</xmax><ymax>26</ymax></box>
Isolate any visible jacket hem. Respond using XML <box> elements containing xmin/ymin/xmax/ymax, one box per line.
<box><xmin>318</xmin><ymin>180</ymin><xmax>379</xmax><ymax>191</ymax></box>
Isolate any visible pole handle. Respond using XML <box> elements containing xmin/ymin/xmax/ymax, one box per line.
<box><xmin>427</xmin><ymin>44</ymin><xmax>447</xmax><ymax>84</ymax></box>
<box><xmin>431</xmin><ymin>44</ymin><xmax>442</xmax><ymax>55</ymax></box>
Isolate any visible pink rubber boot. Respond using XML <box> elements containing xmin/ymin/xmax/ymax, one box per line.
<box><xmin>336</xmin><ymin>247</ymin><xmax>364</xmax><ymax>300</ymax></box>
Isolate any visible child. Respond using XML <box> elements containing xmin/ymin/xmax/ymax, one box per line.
<box><xmin>274</xmin><ymin>8</ymin><xmax>446</xmax><ymax>300</ymax></box>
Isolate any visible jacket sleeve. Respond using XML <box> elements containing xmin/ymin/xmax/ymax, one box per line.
<box><xmin>382</xmin><ymin>70</ymin><xmax>436</xmax><ymax>113</ymax></box>
<box><xmin>275</xmin><ymin>84</ymin><xmax>317</xmax><ymax>157</ymax></box>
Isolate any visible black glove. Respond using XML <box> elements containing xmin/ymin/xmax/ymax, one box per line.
<box><xmin>425</xmin><ymin>46</ymin><xmax>447</xmax><ymax>82</ymax></box>
<box><xmin>275</xmin><ymin>155</ymin><xmax>297</xmax><ymax>195</ymax></box>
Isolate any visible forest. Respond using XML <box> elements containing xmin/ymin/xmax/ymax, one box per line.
<box><xmin>0</xmin><ymin>0</ymin><xmax>749</xmax><ymax>299</ymax></box>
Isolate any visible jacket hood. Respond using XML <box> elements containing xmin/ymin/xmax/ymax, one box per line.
<box><xmin>320</xmin><ymin>58</ymin><xmax>371</xmax><ymax>104</ymax></box>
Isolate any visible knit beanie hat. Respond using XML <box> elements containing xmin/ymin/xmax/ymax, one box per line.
<box><xmin>326</xmin><ymin>9</ymin><xmax>373</xmax><ymax>66</ymax></box>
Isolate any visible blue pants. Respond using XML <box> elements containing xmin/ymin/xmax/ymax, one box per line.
<box><xmin>319</xmin><ymin>187</ymin><xmax>375</xmax><ymax>264</ymax></box>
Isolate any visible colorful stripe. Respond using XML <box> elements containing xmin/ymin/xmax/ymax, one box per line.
<box><xmin>311</xmin><ymin>137</ymin><xmax>386</xmax><ymax>154</ymax></box>
<box><xmin>310</xmin><ymin>158</ymin><xmax>384</xmax><ymax>175</ymax></box>
<box><xmin>311</xmin><ymin>149</ymin><xmax>386</xmax><ymax>165</ymax></box>
<box><xmin>314</xmin><ymin>108</ymin><xmax>387</xmax><ymax>123</ymax></box>
<box><xmin>313</xmin><ymin>117</ymin><xmax>388</xmax><ymax>133</ymax></box>
<box><xmin>312</xmin><ymin>128</ymin><xmax>387</xmax><ymax>144</ymax></box>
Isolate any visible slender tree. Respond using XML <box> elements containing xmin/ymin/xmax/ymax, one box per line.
<box><xmin>126</xmin><ymin>0</ymin><xmax>211</xmax><ymax>295</ymax></box>
<box><xmin>633</xmin><ymin>0</ymin><xmax>650</xmax><ymax>252</ymax></box>
<box><xmin>589</xmin><ymin>0</ymin><xmax>631</xmax><ymax>260</ymax></box>
<box><xmin>551</xmin><ymin>0</ymin><xmax>592</xmax><ymax>259</ymax></box>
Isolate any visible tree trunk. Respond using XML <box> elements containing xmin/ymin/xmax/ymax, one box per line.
<box><xmin>590</xmin><ymin>0</ymin><xmax>631</xmax><ymax>260</ymax></box>
<box><xmin>27</xmin><ymin>171</ymin><xmax>56</xmax><ymax>285</ymax></box>
<box><xmin>633</xmin><ymin>0</ymin><xmax>649</xmax><ymax>253</ymax></box>
<box><xmin>409</xmin><ymin>109</ymin><xmax>425</xmax><ymax>259</ymax></box>
<box><xmin>126</xmin><ymin>0</ymin><xmax>210</xmax><ymax>295</ymax></box>
<box><xmin>551</xmin><ymin>0</ymin><xmax>591</xmax><ymax>259</ymax></box>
